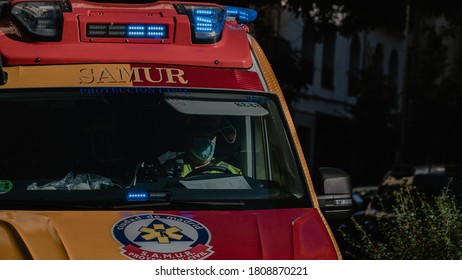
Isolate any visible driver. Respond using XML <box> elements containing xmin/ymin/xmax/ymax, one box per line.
<box><xmin>163</xmin><ymin>116</ymin><xmax>242</xmax><ymax>178</ymax></box>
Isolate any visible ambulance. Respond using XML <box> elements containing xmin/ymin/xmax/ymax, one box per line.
<box><xmin>0</xmin><ymin>0</ymin><xmax>352</xmax><ymax>260</ymax></box>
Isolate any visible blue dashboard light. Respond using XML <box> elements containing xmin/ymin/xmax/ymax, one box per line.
<box><xmin>223</xmin><ymin>6</ymin><xmax>258</xmax><ymax>23</ymax></box>
<box><xmin>126</xmin><ymin>191</ymin><xmax>149</xmax><ymax>202</ymax></box>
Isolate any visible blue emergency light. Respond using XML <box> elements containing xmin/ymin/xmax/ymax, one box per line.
<box><xmin>87</xmin><ymin>24</ymin><xmax>168</xmax><ymax>39</ymax></box>
<box><xmin>223</xmin><ymin>6</ymin><xmax>258</xmax><ymax>23</ymax></box>
<box><xmin>8</xmin><ymin>1</ymin><xmax>256</xmax><ymax>43</ymax></box>
<box><xmin>180</xmin><ymin>5</ymin><xmax>257</xmax><ymax>44</ymax></box>
<box><xmin>126</xmin><ymin>191</ymin><xmax>149</xmax><ymax>202</ymax></box>
<box><xmin>182</xmin><ymin>5</ymin><xmax>225</xmax><ymax>43</ymax></box>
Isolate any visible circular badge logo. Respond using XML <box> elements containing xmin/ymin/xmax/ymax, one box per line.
<box><xmin>0</xmin><ymin>180</ymin><xmax>13</xmax><ymax>195</ymax></box>
<box><xmin>112</xmin><ymin>214</ymin><xmax>214</xmax><ymax>260</ymax></box>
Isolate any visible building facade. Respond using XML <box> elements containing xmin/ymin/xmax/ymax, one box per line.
<box><xmin>276</xmin><ymin>10</ymin><xmax>407</xmax><ymax>184</ymax></box>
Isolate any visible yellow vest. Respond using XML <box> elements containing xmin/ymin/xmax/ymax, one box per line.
<box><xmin>164</xmin><ymin>158</ymin><xmax>242</xmax><ymax>178</ymax></box>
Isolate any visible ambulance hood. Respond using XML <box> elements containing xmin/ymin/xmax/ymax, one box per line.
<box><xmin>0</xmin><ymin>208</ymin><xmax>338</xmax><ymax>260</ymax></box>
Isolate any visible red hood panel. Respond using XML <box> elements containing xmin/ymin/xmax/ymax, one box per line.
<box><xmin>0</xmin><ymin>208</ymin><xmax>338</xmax><ymax>260</ymax></box>
<box><xmin>193</xmin><ymin>208</ymin><xmax>338</xmax><ymax>260</ymax></box>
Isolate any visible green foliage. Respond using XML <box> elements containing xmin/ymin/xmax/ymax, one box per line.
<box><xmin>340</xmin><ymin>183</ymin><xmax>462</xmax><ymax>259</ymax></box>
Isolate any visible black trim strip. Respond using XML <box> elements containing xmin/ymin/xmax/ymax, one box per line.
<box><xmin>0</xmin><ymin>54</ymin><xmax>8</xmax><ymax>85</ymax></box>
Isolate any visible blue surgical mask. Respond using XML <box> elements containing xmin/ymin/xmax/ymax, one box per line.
<box><xmin>190</xmin><ymin>137</ymin><xmax>216</xmax><ymax>162</ymax></box>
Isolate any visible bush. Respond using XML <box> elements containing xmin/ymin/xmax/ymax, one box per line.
<box><xmin>340</xmin><ymin>182</ymin><xmax>462</xmax><ymax>259</ymax></box>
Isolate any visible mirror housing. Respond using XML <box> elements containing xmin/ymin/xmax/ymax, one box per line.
<box><xmin>315</xmin><ymin>167</ymin><xmax>353</xmax><ymax>221</ymax></box>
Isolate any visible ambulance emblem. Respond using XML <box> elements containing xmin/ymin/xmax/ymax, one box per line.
<box><xmin>112</xmin><ymin>214</ymin><xmax>214</xmax><ymax>260</ymax></box>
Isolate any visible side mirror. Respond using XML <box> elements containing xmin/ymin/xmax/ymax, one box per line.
<box><xmin>315</xmin><ymin>167</ymin><xmax>353</xmax><ymax>221</ymax></box>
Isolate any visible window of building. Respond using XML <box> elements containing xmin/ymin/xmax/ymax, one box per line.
<box><xmin>321</xmin><ymin>33</ymin><xmax>336</xmax><ymax>90</ymax></box>
<box><xmin>388</xmin><ymin>49</ymin><xmax>399</xmax><ymax>93</ymax></box>
<box><xmin>373</xmin><ymin>43</ymin><xmax>384</xmax><ymax>79</ymax></box>
<box><xmin>348</xmin><ymin>34</ymin><xmax>361</xmax><ymax>96</ymax></box>
<box><xmin>301</xmin><ymin>25</ymin><xmax>316</xmax><ymax>84</ymax></box>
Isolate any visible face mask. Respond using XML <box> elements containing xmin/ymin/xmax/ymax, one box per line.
<box><xmin>190</xmin><ymin>137</ymin><xmax>216</xmax><ymax>162</ymax></box>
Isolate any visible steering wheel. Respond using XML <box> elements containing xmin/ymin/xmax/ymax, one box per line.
<box><xmin>185</xmin><ymin>165</ymin><xmax>233</xmax><ymax>178</ymax></box>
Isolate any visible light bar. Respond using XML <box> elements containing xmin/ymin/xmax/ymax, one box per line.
<box><xmin>223</xmin><ymin>6</ymin><xmax>258</xmax><ymax>23</ymax></box>
<box><xmin>87</xmin><ymin>24</ymin><xmax>168</xmax><ymax>39</ymax></box>
<box><xmin>11</xmin><ymin>1</ymin><xmax>72</xmax><ymax>41</ymax></box>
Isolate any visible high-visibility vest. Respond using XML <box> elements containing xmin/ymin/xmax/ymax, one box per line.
<box><xmin>164</xmin><ymin>158</ymin><xmax>242</xmax><ymax>178</ymax></box>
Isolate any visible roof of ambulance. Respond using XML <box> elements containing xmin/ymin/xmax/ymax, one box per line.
<box><xmin>0</xmin><ymin>0</ymin><xmax>254</xmax><ymax>68</ymax></box>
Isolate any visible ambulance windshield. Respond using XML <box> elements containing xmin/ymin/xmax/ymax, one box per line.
<box><xmin>0</xmin><ymin>88</ymin><xmax>310</xmax><ymax>210</ymax></box>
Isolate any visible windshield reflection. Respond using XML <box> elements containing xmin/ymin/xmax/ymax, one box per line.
<box><xmin>0</xmin><ymin>88</ymin><xmax>309</xmax><ymax>209</ymax></box>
